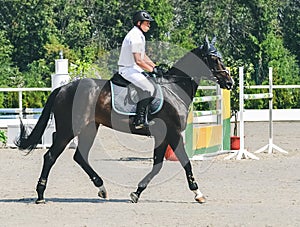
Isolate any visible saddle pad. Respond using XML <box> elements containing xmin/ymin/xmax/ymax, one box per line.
<box><xmin>110</xmin><ymin>82</ymin><xmax>164</xmax><ymax>116</ymax></box>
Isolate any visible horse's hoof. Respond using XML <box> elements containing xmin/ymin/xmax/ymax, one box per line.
<box><xmin>195</xmin><ymin>196</ymin><xmax>206</xmax><ymax>204</ymax></box>
<box><xmin>98</xmin><ymin>190</ymin><xmax>108</xmax><ymax>199</ymax></box>
<box><xmin>98</xmin><ymin>186</ymin><xmax>108</xmax><ymax>199</ymax></box>
<box><xmin>35</xmin><ymin>199</ymin><xmax>46</xmax><ymax>204</ymax></box>
<box><xmin>130</xmin><ymin>192</ymin><xmax>139</xmax><ymax>203</ymax></box>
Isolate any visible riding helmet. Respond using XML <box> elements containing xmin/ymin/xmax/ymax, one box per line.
<box><xmin>133</xmin><ymin>10</ymin><xmax>154</xmax><ymax>25</ymax></box>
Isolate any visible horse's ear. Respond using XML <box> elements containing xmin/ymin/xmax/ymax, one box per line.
<box><xmin>205</xmin><ymin>35</ymin><xmax>209</xmax><ymax>45</ymax></box>
<box><xmin>203</xmin><ymin>35</ymin><xmax>209</xmax><ymax>51</ymax></box>
<box><xmin>211</xmin><ymin>36</ymin><xmax>216</xmax><ymax>45</ymax></box>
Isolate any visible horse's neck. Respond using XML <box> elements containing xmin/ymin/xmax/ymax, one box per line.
<box><xmin>161</xmin><ymin>77</ymin><xmax>197</xmax><ymax>109</ymax></box>
<box><xmin>170</xmin><ymin>50</ymin><xmax>211</xmax><ymax>84</ymax></box>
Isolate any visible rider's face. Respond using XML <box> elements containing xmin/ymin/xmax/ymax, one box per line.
<box><xmin>139</xmin><ymin>21</ymin><xmax>151</xmax><ymax>32</ymax></box>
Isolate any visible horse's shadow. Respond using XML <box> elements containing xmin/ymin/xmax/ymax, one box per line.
<box><xmin>0</xmin><ymin>197</ymin><xmax>129</xmax><ymax>204</ymax></box>
<box><xmin>102</xmin><ymin>157</ymin><xmax>153</xmax><ymax>162</ymax></box>
<box><xmin>0</xmin><ymin>197</ymin><xmax>197</xmax><ymax>204</ymax></box>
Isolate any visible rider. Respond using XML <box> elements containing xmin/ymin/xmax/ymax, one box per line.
<box><xmin>118</xmin><ymin>10</ymin><xmax>161</xmax><ymax>129</ymax></box>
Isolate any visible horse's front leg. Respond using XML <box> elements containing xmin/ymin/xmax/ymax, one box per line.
<box><xmin>171</xmin><ymin>134</ymin><xmax>206</xmax><ymax>203</ymax></box>
<box><xmin>130</xmin><ymin>142</ymin><xmax>167</xmax><ymax>203</ymax></box>
<box><xmin>73</xmin><ymin>123</ymin><xmax>108</xmax><ymax>200</ymax></box>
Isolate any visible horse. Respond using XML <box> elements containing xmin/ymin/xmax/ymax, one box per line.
<box><xmin>15</xmin><ymin>37</ymin><xmax>233</xmax><ymax>204</ymax></box>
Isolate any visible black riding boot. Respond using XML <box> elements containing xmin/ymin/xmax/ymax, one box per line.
<box><xmin>134</xmin><ymin>97</ymin><xmax>154</xmax><ymax>129</ymax></box>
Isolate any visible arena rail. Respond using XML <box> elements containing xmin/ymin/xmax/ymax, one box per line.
<box><xmin>0</xmin><ymin>88</ymin><xmax>51</xmax><ymax>120</ymax></box>
<box><xmin>1</xmin><ymin>85</ymin><xmax>231</xmax><ymax>155</ymax></box>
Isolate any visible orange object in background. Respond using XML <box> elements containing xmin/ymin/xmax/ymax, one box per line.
<box><xmin>230</xmin><ymin>136</ymin><xmax>240</xmax><ymax>150</ymax></box>
<box><xmin>164</xmin><ymin>145</ymin><xmax>178</xmax><ymax>161</ymax></box>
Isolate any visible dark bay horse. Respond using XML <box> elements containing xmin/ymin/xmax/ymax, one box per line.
<box><xmin>15</xmin><ymin>37</ymin><xmax>233</xmax><ymax>204</ymax></box>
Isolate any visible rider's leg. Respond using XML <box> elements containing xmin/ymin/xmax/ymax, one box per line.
<box><xmin>134</xmin><ymin>91</ymin><xmax>154</xmax><ymax>129</ymax></box>
<box><xmin>119</xmin><ymin>68</ymin><xmax>155</xmax><ymax>129</ymax></box>
<box><xmin>119</xmin><ymin>68</ymin><xmax>155</xmax><ymax>96</ymax></box>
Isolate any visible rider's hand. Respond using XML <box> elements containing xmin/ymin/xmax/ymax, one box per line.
<box><xmin>152</xmin><ymin>66</ymin><xmax>165</xmax><ymax>77</ymax></box>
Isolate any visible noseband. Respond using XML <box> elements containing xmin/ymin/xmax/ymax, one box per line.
<box><xmin>211</xmin><ymin>68</ymin><xmax>229</xmax><ymax>75</ymax></box>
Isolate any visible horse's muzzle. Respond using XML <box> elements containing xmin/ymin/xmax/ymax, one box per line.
<box><xmin>214</xmin><ymin>70</ymin><xmax>234</xmax><ymax>90</ymax></box>
<box><xmin>226</xmin><ymin>77</ymin><xmax>234</xmax><ymax>90</ymax></box>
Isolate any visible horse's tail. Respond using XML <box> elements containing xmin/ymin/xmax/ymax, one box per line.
<box><xmin>15</xmin><ymin>87</ymin><xmax>61</xmax><ymax>151</ymax></box>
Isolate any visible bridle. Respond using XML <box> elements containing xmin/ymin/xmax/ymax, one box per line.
<box><xmin>155</xmin><ymin>44</ymin><xmax>230</xmax><ymax>95</ymax></box>
<box><xmin>201</xmin><ymin>50</ymin><xmax>229</xmax><ymax>79</ymax></box>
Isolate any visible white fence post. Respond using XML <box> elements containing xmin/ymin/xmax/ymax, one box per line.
<box><xmin>226</xmin><ymin>67</ymin><xmax>259</xmax><ymax>160</ymax></box>
<box><xmin>18</xmin><ymin>91</ymin><xmax>22</xmax><ymax>119</ymax></box>
<box><xmin>254</xmin><ymin>68</ymin><xmax>288</xmax><ymax>154</ymax></box>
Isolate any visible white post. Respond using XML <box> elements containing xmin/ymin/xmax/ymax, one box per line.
<box><xmin>218</xmin><ymin>84</ymin><xmax>223</xmax><ymax>151</ymax></box>
<box><xmin>51</xmin><ymin>51</ymin><xmax>70</xmax><ymax>91</ymax></box>
<box><xmin>225</xmin><ymin>67</ymin><xmax>259</xmax><ymax>160</ymax></box>
<box><xmin>268</xmin><ymin>68</ymin><xmax>273</xmax><ymax>154</ymax></box>
<box><xmin>18</xmin><ymin>91</ymin><xmax>23</xmax><ymax>119</ymax></box>
<box><xmin>216</xmin><ymin>84</ymin><xmax>222</xmax><ymax>125</ymax></box>
<box><xmin>238</xmin><ymin>67</ymin><xmax>245</xmax><ymax>157</ymax></box>
<box><xmin>255</xmin><ymin>67</ymin><xmax>288</xmax><ymax>154</ymax></box>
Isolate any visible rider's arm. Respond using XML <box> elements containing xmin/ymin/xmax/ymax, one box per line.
<box><xmin>133</xmin><ymin>52</ymin><xmax>156</xmax><ymax>72</ymax></box>
<box><xmin>144</xmin><ymin>54</ymin><xmax>156</xmax><ymax>68</ymax></box>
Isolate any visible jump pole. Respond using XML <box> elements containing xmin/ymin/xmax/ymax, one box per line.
<box><xmin>254</xmin><ymin>67</ymin><xmax>288</xmax><ymax>154</ymax></box>
<box><xmin>225</xmin><ymin>67</ymin><xmax>259</xmax><ymax>160</ymax></box>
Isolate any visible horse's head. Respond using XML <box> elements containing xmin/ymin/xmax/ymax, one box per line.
<box><xmin>199</xmin><ymin>36</ymin><xmax>234</xmax><ymax>90</ymax></box>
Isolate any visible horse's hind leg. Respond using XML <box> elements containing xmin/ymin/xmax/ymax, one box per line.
<box><xmin>73</xmin><ymin>122</ymin><xmax>107</xmax><ymax>199</ymax></box>
<box><xmin>36</xmin><ymin>132</ymin><xmax>72</xmax><ymax>204</ymax></box>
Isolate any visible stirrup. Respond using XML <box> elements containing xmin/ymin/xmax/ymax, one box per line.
<box><xmin>134</xmin><ymin>120</ymin><xmax>152</xmax><ymax>129</ymax></box>
<box><xmin>134</xmin><ymin>123</ymin><xmax>146</xmax><ymax>130</ymax></box>
<box><xmin>134</xmin><ymin>118</ymin><xmax>154</xmax><ymax>129</ymax></box>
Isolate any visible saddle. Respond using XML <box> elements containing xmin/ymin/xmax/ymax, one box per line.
<box><xmin>110</xmin><ymin>73</ymin><xmax>163</xmax><ymax>116</ymax></box>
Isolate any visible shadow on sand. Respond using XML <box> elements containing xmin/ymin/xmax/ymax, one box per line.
<box><xmin>0</xmin><ymin>197</ymin><xmax>197</xmax><ymax>204</ymax></box>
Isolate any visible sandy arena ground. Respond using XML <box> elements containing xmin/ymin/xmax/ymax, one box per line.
<box><xmin>0</xmin><ymin>122</ymin><xmax>299</xmax><ymax>227</ymax></box>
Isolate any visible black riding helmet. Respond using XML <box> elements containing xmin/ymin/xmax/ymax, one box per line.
<box><xmin>133</xmin><ymin>10</ymin><xmax>154</xmax><ymax>25</ymax></box>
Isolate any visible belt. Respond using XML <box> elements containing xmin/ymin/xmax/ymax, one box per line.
<box><xmin>118</xmin><ymin>65</ymin><xmax>130</xmax><ymax>68</ymax></box>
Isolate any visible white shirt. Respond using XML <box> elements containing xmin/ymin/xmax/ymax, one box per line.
<box><xmin>118</xmin><ymin>26</ymin><xmax>145</xmax><ymax>72</ymax></box>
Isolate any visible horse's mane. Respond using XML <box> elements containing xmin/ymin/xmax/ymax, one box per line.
<box><xmin>167</xmin><ymin>46</ymin><xmax>212</xmax><ymax>84</ymax></box>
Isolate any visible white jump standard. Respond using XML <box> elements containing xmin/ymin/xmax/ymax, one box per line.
<box><xmin>226</xmin><ymin>67</ymin><xmax>259</xmax><ymax>160</ymax></box>
<box><xmin>226</xmin><ymin>66</ymin><xmax>287</xmax><ymax>160</ymax></box>
<box><xmin>254</xmin><ymin>68</ymin><xmax>288</xmax><ymax>154</ymax></box>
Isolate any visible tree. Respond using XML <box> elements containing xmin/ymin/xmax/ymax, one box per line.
<box><xmin>0</xmin><ymin>30</ymin><xmax>22</xmax><ymax>108</ymax></box>
<box><xmin>0</xmin><ymin>0</ymin><xmax>58</xmax><ymax>71</ymax></box>
<box><xmin>0</xmin><ymin>0</ymin><xmax>299</xmax><ymax>109</ymax></box>
<box><xmin>0</xmin><ymin>30</ymin><xmax>15</xmax><ymax>86</ymax></box>
<box><xmin>280</xmin><ymin>0</ymin><xmax>300</xmax><ymax>64</ymax></box>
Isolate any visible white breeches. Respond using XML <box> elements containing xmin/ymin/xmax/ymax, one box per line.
<box><xmin>119</xmin><ymin>67</ymin><xmax>155</xmax><ymax>96</ymax></box>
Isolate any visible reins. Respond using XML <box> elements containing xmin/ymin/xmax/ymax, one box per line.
<box><xmin>156</xmin><ymin>73</ymin><xmax>197</xmax><ymax>103</ymax></box>
<box><xmin>159</xmin><ymin>74</ymin><xmax>194</xmax><ymax>83</ymax></box>
<box><xmin>153</xmin><ymin>44</ymin><xmax>225</xmax><ymax>101</ymax></box>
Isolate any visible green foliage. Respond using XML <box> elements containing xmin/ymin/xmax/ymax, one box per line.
<box><xmin>0</xmin><ymin>30</ymin><xmax>20</xmax><ymax>88</ymax></box>
<box><xmin>0</xmin><ymin>30</ymin><xmax>13</xmax><ymax>64</ymax></box>
<box><xmin>228</xmin><ymin>61</ymin><xmax>255</xmax><ymax>112</ymax></box>
<box><xmin>280</xmin><ymin>0</ymin><xmax>300</xmax><ymax>64</ymax></box>
<box><xmin>0</xmin><ymin>0</ymin><xmax>299</xmax><ymax>110</ymax></box>
<box><xmin>0</xmin><ymin>30</ymin><xmax>22</xmax><ymax>108</ymax></box>
<box><xmin>23</xmin><ymin>60</ymin><xmax>51</xmax><ymax>87</ymax></box>
<box><xmin>0</xmin><ymin>0</ymin><xmax>58</xmax><ymax>71</ymax></box>
<box><xmin>0</xmin><ymin>130</ymin><xmax>7</xmax><ymax>146</ymax></box>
